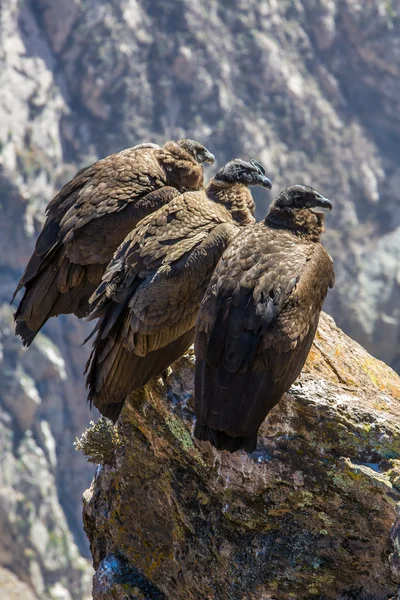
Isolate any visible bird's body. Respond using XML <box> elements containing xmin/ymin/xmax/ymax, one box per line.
<box><xmin>13</xmin><ymin>140</ymin><xmax>214</xmax><ymax>346</ymax></box>
<box><xmin>194</xmin><ymin>185</ymin><xmax>335</xmax><ymax>453</ymax></box>
<box><xmin>85</xmin><ymin>159</ymin><xmax>272</xmax><ymax>421</ymax></box>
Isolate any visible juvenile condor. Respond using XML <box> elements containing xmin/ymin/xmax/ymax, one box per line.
<box><xmin>85</xmin><ymin>159</ymin><xmax>272</xmax><ymax>422</ymax></box>
<box><xmin>12</xmin><ymin>139</ymin><xmax>215</xmax><ymax>346</ymax></box>
<box><xmin>194</xmin><ymin>184</ymin><xmax>335</xmax><ymax>453</ymax></box>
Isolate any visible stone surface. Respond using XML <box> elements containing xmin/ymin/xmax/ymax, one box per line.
<box><xmin>1</xmin><ymin>0</ymin><xmax>400</xmax><ymax>375</ymax></box>
<box><xmin>1</xmin><ymin>0</ymin><xmax>400</xmax><ymax>596</ymax></box>
<box><xmin>83</xmin><ymin>314</ymin><xmax>400</xmax><ymax>599</ymax></box>
<box><xmin>0</xmin><ymin>307</ymin><xmax>92</xmax><ymax>600</ymax></box>
<box><xmin>0</xmin><ymin>566</ymin><xmax>39</xmax><ymax>600</ymax></box>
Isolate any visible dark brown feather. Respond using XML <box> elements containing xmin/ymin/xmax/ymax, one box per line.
<box><xmin>194</xmin><ymin>200</ymin><xmax>334</xmax><ymax>453</ymax></box>
<box><xmin>85</xmin><ymin>174</ymin><xmax>259</xmax><ymax>421</ymax></box>
<box><xmin>90</xmin><ymin>328</ymin><xmax>196</xmax><ymax>421</ymax></box>
<box><xmin>12</xmin><ymin>139</ymin><xmax>208</xmax><ymax>345</ymax></box>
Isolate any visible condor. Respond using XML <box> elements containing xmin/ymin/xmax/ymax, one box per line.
<box><xmin>194</xmin><ymin>185</ymin><xmax>334</xmax><ymax>453</ymax></box>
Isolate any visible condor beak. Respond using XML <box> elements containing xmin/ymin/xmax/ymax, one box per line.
<box><xmin>204</xmin><ymin>151</ymin><xmax>215</xmax><ymax>164</ymax></box>
<box><xmin>315</xmin><ymin>193</ymin><xmax>332</xmax><ymax>211</ymax></box>
<box><xmin>259</xmin><ymin>175</ymin><xmax>272</xmax><ymax>190</ymax></box>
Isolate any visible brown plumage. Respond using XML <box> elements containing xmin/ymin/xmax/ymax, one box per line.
<box><xmin>194</xmin><ymin>184</ymin><xmax>335</xmax><ymax>453</ymax></box>
<box><xmin>12</xmin><ymin>139</ymin><xmax>215</xmax><ymax>346</ymax></box>
<box><xmin>85</xmin><ymin>159</ymin><xmax>272</xmax><ymax>422</ymax></box>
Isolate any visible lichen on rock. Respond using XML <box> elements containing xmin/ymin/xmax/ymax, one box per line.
<box><xmin>1</xmin><ymin>0</ymin><xmax>400</xmax><ymax>596</ymax></box>
<box><xmin>82</xmin><ymin>314</ymin><xmax>400</xmax><ymax>599</ymax></box>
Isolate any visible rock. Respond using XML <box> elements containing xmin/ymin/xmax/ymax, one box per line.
<box><xmin>0</xmin><ymin>402</ymin><xmax>92</xmax><ymax>600</ymax></box>
<box><xmin>0</xmin><ymin>566</ymin><xmax>39</xmax><ymax>600</ymax></box>
<box><xmin>83</xmin><ymin>314</ymin><xmax>400</xmax><ymax>600</ymax></box>
<box><xmin>0</xmin><ymin>307</ymin><xmax>93</xmax><ymax>599</ymax></box>
<box><xmin>333</xmin><ymin>228</ymin><xmax>400</xmax><ymax>374</ymax></box>
<box><xmin>1</xmin><ymin>0</ymin><xmax>400</xmax><ymax>596</ymax></box>
<box><xmin>2</xmin><ymin>0</ymin><xmax>400</xmax><ymax>379</ymax></box>
<box><xmin>0</xmin><ymin>0</ymin><xmax>96</xmax><ymax>575</ymax></box>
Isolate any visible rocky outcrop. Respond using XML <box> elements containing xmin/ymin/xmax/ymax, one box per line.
<box><xmin>83</xmin><ymin>314</ymin><xmax>400</xmax><ymax>600</ymax></box>
<box><xmin>1</xmin><ymin>0</ymin><xmax>400</xmax><ymax>596</ymax></box>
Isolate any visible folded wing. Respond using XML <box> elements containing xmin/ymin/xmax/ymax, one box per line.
<box><xmin>86</xmin><ymin>191</ymin><xmax>240</xmax><ymax>420</ymax></box>
<box><xmin>12</xmin><ymin>144</ymin><xmax>183</xmax><ymax>345</ymax></box>
<box><xmin>195</xmin><ymin>225</ymin><xmax>334</xmax><ymax>452</ymax></box>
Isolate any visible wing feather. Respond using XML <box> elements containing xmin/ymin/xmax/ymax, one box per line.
<box><xmin>195</xmin><ymin>221</ymin><xmax>335</xmax><ymax>450</ymax></box>
<box><xmin>12</xmin><ymin>164</ymin><xmax>179</xmax><ymax>345</ymax></box>
<box><xmin>85</xmin><ymin>192</ymin><xmax>239</xmax><ymax>414</ymax></box>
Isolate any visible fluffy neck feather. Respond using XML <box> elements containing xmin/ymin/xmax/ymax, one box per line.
<box><xmin>265</xmin><ymin>207</ymin><xmax>325</xmax><ymax>242</ymax></box>
<box><xmin>158</xmin><ymin>141</ymin><xmax>203</xmax><ymax>191</ymax></box>
<box><xmin>206</xmin><ymin>180</ymin><xmax>256</xmax><ymax>226</ymax></box>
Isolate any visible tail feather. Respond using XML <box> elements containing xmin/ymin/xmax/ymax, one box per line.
<box><xmin>15</xmin><ymin>321</ymin><xmax>41</xmax><ymax>347</ymax></box>
<box><xmin>194</xmin><ymin>422</ymin><xmax>257</xmax><ymax>453</ymax></box>
<box><xmin>11</xmin><ymin>253</ymin><xmax>42</xmax><ymax>303</ymax></box>
<box><xmin>100</xmin><ymin>401</ymin><xmax>125</xmax><ymax>423</ymax></box>
<box><xmin>13</xmin><ymin>246</ymin><xmax>101</xmax><ymax>345</ymax></box>
<box><xmin>12</xmin><ymin>221</ymin><xmax>61</xmax><ymax>304</ymax></box>
<box><xmin>88</xmin><ymin>328</ymin><xmax>195</xmax><ymax>422</ymax></box>
<box><xmin>14</xmin><ymin>266</ymin><xmax>60</xmax><ymax>336</ymax></box>
<box><xmin>194</xmin><ymin>355</ymin><xmax>281</xmax><ymax>454</ymax></box>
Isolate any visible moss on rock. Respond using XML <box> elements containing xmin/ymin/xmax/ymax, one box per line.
<box><xmin>83</xmin><ymin>314</ymin><xmax>400</xmax><ymax>599</ymax></box>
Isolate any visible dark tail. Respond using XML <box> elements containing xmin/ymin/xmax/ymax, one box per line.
<box><xmin>13</xmin><ymin>248</ymin><xmax>100</xmax><ymax>346</ymax></box>
<box><xmin>87</xmin><ymin>327</ymin><xmax>195</xmax><ymax>423</ymax></box>
<box><xmin>98</xmin><ymin>400</ymin><xmax>125</xmax><ymax>423</ymax></box>
<box><xmin>194</xmin><ymin>422</ymin><xmax>258</xmax><ymax>453</ymax></box>
<box><xmin>14</xmin><ymin>262</ymin><xmax>60</xmax><ymax>346</ymax></box>
<box><xmin>15</xmin><ymin>320</ymin><xmax>42</xmax><ymax>347</ymax></box>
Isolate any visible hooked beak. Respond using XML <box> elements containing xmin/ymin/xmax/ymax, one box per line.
<box><xmin>204</xmin><ymin>151</ymin><xmax>215</xmax><ymax>165</ymax></box>
<box><xmin>259</xmin><ymin>175</ymin><xmax>272</xmax><ymax>190</ymax></box>
<box><xmin>314</xmin><ymin>193</ymin><xmax>332</xmax><ymax>211</ymax></box>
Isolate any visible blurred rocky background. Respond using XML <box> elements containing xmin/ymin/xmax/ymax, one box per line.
<box><xmin>0</xmin><ymin>0</ymin><xmax>399</xmax><ymax>597</ymax></box>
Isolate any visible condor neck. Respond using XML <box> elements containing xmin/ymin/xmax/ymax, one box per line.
<box><xmin>265</xmin><ymin>208</ymin><xmax>325</xmax><ymax>242</ymax></box>
<box><xmin>207</xmin><ymin>180</ymin><xmax>255</xmax><ymax>226</ymax></box>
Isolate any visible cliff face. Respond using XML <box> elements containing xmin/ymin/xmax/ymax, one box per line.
<box><xmin>0</xmin><ymin>308</ymin><xmax>92</xmax><ymax>599</ymax></box>
<box><xmin>1</xmin><ymin>0</ymin><xmax>400</xmax><ymax>596</ymax></box>
<box><xmin>82</xmin><ymin>314</ymin><xmax>400</xmax><ymax>600</ymax></box>
<box><xmin>2</xmin><ymin>0</ymin><xmax>400</xmax><ymax>372</ymax></box>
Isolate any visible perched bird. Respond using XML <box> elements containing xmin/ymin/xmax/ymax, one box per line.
<box><xmin>194</xmin><ymin>184</ymin><xmax>335</xmax><ymax>453</ymax></box>
<box><xmin>12</xmin><ymin>139</ymin><xmax>215</xmax><ymax>346</ymax></box>
<box><xmin>85</xmin><ymin>159</ymin><xmax>272</xmax><ymax>422</ymax></box>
